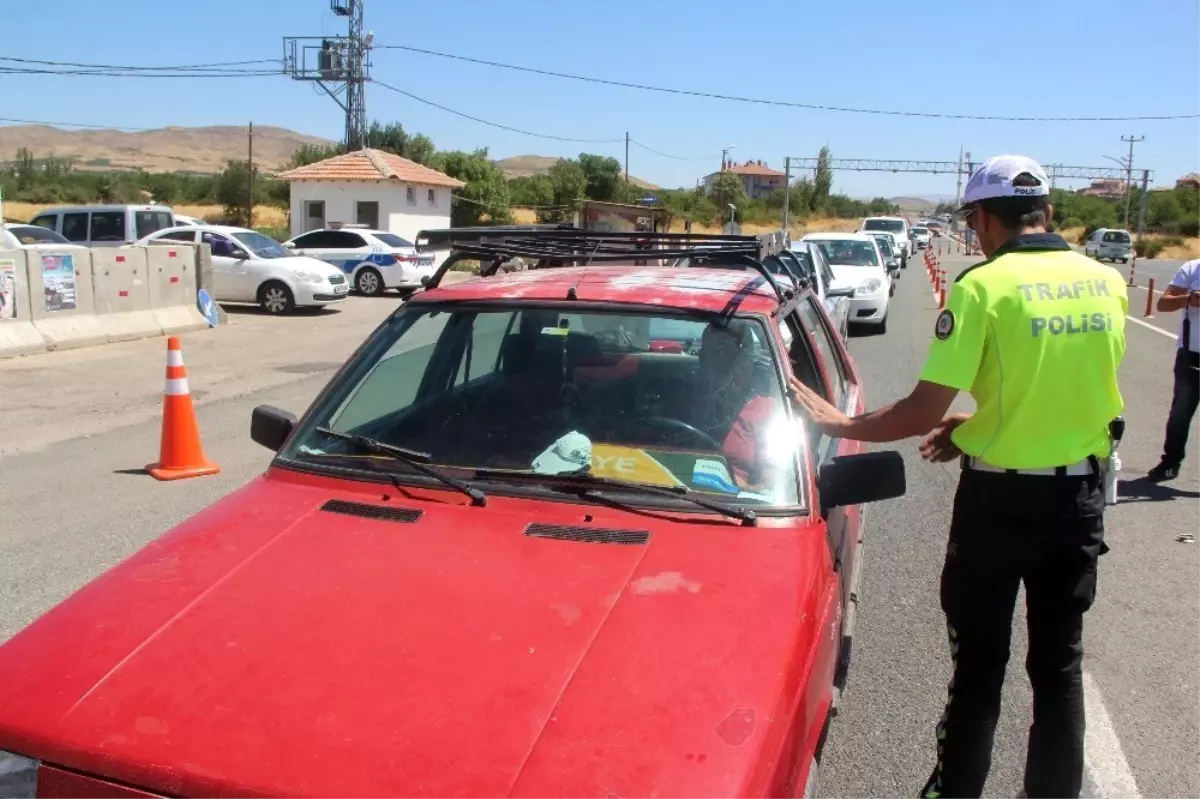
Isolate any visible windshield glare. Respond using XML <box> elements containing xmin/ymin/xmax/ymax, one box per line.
<box><xmin>863</xmin><ymin>219</ymin><xmax>905</xmax><ymax>234</ymax></box>
<box><xmin>811</xmin><ymin>239</ymin><xmax>880</xmax><ymax>267</ymax></box>
<box><xmin>233</xmin><ymin>231</ymin><xmax>290</xmax><ymax>259</ymax></box>
<box><xmin>279</xmin><ymin>305</ymin><xmax>805</xmax><ymax>508</ymax></box>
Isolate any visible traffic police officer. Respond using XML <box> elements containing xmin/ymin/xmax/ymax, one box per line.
<box><xmin>790</xmin><ymin>154</ymin><xmax>1127</xmax><ymax>798</ymax></box>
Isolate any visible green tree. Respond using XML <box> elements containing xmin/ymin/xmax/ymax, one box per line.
<box><xmin>509</xmin><ymin>174</ymin><xmax>556</xmax><ymax>208</ymax></box>
<box><xmin>287</xmin><ymin>142</ymin><xmax>341</xmax><ymax>169</ymax></box>
<box><xmin>540</xmin><ymin>159</ymin><xmax>588</xmax><ymax>222</ymax></box>
<box><xmin>214</xmin><ymin>160</ymin><xmax>262</xmax><ymax>226</ymax></box>
<box><xmin>710</xmin><ymin>171</ymin><xmax>747</xmax><ymax>212</ymax></box>
<box><xmin>432</xmin><ymin>149</ymin><xmax>512</xmax><ymax>227</ymax></box>
<box><xmin>576</xmin><ymin>153</ymin><xmax>624</xmax><ymax>202</ymax></box>
<box><xmin>811</xmin><ymin>146</ymin><xmax>833</xmax><ymax>212</ymax></box>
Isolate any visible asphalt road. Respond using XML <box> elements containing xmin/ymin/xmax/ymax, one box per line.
<box><xmin>0</xmin><ymin>255</ymin><xmax>1196</xmax><ymax>797</ymax></box>
<box><xmin>818</xmin><ymin>246</ymin><xmax>1200</xmax><ymax>798</ymax></box>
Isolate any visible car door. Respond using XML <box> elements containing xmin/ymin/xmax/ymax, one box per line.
<box><xmin>289</xmin><ymin>230</ymin><xmax>368</xmax><ymax>278</ymax></box>
<box><xmin>815</xmin><ymin>249</ymin><xmax>850</xmax><ymax>339</ymax></box>
<box><xmin>789</xmin><ymin>296</ymin><xmax>863</xmax><ymax>619</ymax></box>
<box><xmin>200</xmin><ymin>231</ymin><xmax>250</xmax><ymax>301</ymax></box>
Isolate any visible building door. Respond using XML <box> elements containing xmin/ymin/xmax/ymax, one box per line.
<box><xmin>304</xmin><ymin>201</ymin><xmax>325</xmax><ymax>232</ymax></box>
<box><xmin>356</xmin><ymin>201</ymin><xmax>379</xmax><ymax>229</ymax></box>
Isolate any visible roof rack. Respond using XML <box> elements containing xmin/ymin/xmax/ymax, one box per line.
<box><xmin>415</xmin><ymin>226</ymin><xmax>799</xmax><ymax>302</ymax></box>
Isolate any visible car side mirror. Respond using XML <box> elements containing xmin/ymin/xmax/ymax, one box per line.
<box><xmin>827</xmin><ymin>282</ymin><xmax>855</xmax><ymax>298</ymax></box>
<box><xmin>251</xmin><ymin>404</ymin><xmax>297</xmax><ymax>451</ymax></box>
<box><xmin>817</xmin><ymin>451</ymin><xmax>906</xmax><ymax>511</ymax></box>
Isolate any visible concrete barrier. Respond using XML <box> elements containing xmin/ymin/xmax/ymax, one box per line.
<box><xmin>91</xmin><ymin>248</ymin><xmax>163</xmax><ymax>342</ymax></box>
<box><xmin>146</xmin><ymin>245</ymin><xmax>208</xmax><ymax>334</ymax></box>
<box><xmin>27</xmin><ymin>249</ymin><xmax>108</xmax><ymax>350</ymax></box>
<box><xmin>0</xmin><ymin>250</ymin><xmax>47</xmax><ymax>357</ymax></box>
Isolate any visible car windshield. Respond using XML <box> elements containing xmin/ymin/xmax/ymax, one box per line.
<box><xmin>278</xmin><ymin>304</ymin><xmax>804</xmax><ymax>509</ymax></box>
<box><xmin>8</xmin><ymin>225</ymin><xmax>69</xmax><ymax>245</ymax></box>
<box><xmin>232</xmin><ymin>231</ymin><xmax>291</xmax><ymax>259</ymax></box>
<box><xmin>374</xmin><ymin>233</ymin><xmax>414</xmax><ymax>248</ymax></box>
<box><xmin>1104</xmin><ymin>231</ymin><xmax>1131</xmax><ymax>243</ymax></box>
<box><xmin>871</xmin><ymin>237</ymin><xmax>895</xmax><ymax>257</ymax></box>
<box><xmin>913</xmin><ymin>228</ymin><xmax>929</xmax><ymax>235</ymax></box>
<box><xmin>810</xmin><ymin>239</ymin><xmax>880</xmax><ymax>267</ymax></box>
<box><xmin>863</xmin><ymin>219</ymin><xmax>905</xmax><ymax>234</ymax></box>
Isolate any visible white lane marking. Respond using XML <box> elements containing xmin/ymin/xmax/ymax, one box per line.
<box><xmin>1083</xmin><ymin>671</ymin><xmax>1142</xmax><ymax>799</ymax></box>
<box><xmin>1125</xmin><ymin>315</ymin><xmax>1178</xmax><ymax>340</ymax></box>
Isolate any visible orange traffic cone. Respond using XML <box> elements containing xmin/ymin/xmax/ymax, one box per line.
<box><xmin>146</xmin><ymin>336</ymin><xmax>220</xmax><ymax>481</ymax></box>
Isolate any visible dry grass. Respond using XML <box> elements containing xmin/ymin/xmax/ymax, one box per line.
<box><xmin>3</xmin><ymin>201</ymin><xmax>288</xmax><ymax>228</ymax></box>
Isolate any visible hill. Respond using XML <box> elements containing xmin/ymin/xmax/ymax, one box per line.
<box><xmin>494</xmin><ymin>154</ymin><xmax>660</xmax><ymax>190</ymax></box>
<box><xmin>889</xmin><ymin>196</ymin><xmax>938</xmax><ymax>212</ymax></box>
<box><xmin>0</xmin><ymin>124</ymin><xmax>333</xmax><ymax>175</ymax></box>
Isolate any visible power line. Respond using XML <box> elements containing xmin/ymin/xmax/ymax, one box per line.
<box><xmin>377</xmin><ymin>44</ymin><xmax>1200</xmax><ymax>122</ymax></box>
<box><xmin>629</xmin><ymin>139</ymin><xmax>721</xmax><ymax>161</ymax></box>
<box><xmin>0</xmin><ymin>66</ymin><xmax>278</xmax><ymax>78</ymax></box>
<box><xmin>373</xmin><ymin>80</ymin><xmax>623</xmax><ymax>144</ymax></box>
<box><xmin>0</xmin><ymin>55</ymin><xmax>280</xmax><ymax>71</ymax></box>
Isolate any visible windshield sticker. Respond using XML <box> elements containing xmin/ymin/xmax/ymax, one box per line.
<box><xmin>691</xmin><ymin>459</ymin><xmax>740</xmax><ymax>494</ymax></box>
<box><xmin>590</xmin><ymin>444</ymin><xmax>683</xmax><ymax>487</ymax></box>
<box><xmin>540</xmin><ymin>326</ymin><xmax>569</xmax><ymax>336</ymax></box>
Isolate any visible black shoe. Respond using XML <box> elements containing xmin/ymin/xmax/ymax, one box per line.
<box><xmin>1147</xmin><ymin>462</ymin><xmax>1180</xmax><ymax>482</ymax></box>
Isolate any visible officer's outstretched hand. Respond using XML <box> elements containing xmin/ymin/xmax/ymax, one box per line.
<box><xmin>788</xmin><ymin>377</ymin><xmax>850</xmax><ymax>436</ymax></box>
<box><xmin>919</xmin><ymin>413</ymin><xmax>972</xmax><ymax>463</ymax></box>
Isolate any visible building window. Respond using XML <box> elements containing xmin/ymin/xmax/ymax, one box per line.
<box><xmin>406</xmin><ymin>187</ymin><xmax>416</xmax><ymax>206</ymax></box>
<box><xmin>304</xmin><ymin>200</ymin><xmax>325</xmax><ymax>232</ymax></box>
<box><xmin>427</xmin><ymin>188</ymin><xmax>437</xmax><ymax>207</ymax></box>
<box><xmin>356</xmin><ymin>201</ymin><xmax>379</xmax><ymax>229</ymax></box>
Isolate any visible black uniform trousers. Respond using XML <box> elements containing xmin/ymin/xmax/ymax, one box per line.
<box><xmin>921</xmin><ymin>465</ymin><xmax>1107</xmax><ymax>799</ymax></box>
<box><xmin>1161</xmin><ymin>347</ymin><xmax>1200</xmax><ymax>469</ymax></box>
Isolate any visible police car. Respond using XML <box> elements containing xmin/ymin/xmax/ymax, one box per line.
<box><xmin>283</xmin><ymin>225</ymin><xmax>436</xmax><ymax>296</ymax></box>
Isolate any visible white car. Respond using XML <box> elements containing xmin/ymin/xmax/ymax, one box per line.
<box><xmin>860</xmin><ymin>216</ymin><xmax>912</xmax><ymax>265</ymax></box>
<box><xmin>283</xmin><ymin>227</ymin><xmax>435</xmax><ymax>296</ymax></box>
<box><xmin>776</xmin><ymin>243</ymin><xmax>854</xmax><ymax>341</ymax></box>
<box><xmin>2</xmin><ymin>223</ymin><xmax>89</xmax><ymax>251</ymax></box>
<box><xmin>137</xmin><ymin>225</ymin><xmax>349</xmax><ymax>314</ymax></box>
<box><xmin>801</xmin><ymin>232</ymin><xmax>892</xmax><ymax>333</ymax></box>
<box><xmin>911</xmin><ymin>227</ymin><xmax>932</xmax><ymax>249</ymax></box>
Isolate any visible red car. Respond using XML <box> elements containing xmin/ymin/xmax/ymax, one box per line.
<box><xmin>0</xmin><ymin>231</ymin><xmax>905</xmax><ymax>798</ymax></box>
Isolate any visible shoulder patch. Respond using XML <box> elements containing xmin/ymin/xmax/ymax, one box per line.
<box><xmin>935</xmin><ymin>310</ymin><xmax>955</xmax><ymax>340</ymax></box>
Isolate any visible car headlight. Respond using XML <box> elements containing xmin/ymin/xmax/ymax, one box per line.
<box><xmin>291</xmin><ymin>269</ymin><xmax>326</xmax><ymax>284</ymax></box>
<box><xmin>0</xmin><ymin>751</ymin><xmax>38</xmax><ymax>798</ymax></box>
<box><xmin>856</xmin><ymin>278</ymin><xmax>884</xmax><ymax>296</ymax></box>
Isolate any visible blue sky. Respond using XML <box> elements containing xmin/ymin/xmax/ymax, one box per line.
<box><xmin>3</xmin><ymin>0</ymin><xmax>1198</xmax><ymax>198</ymax></box>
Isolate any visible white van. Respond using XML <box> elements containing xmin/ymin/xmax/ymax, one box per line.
<box><xmin>1084</xmin><ymin>228</ymin><xmax>1132</xmax><ymax>263</ymax></box>
<box><xmin>27</xmin><ymin>205</ymin><xmax>176</xmax><ymax>248</ymax></box>
<box><xmin>860</xmin><ymin>216</ymin><xmax>912</xmax><ymax>264</ymax></box>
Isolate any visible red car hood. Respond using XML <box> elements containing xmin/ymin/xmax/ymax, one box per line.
<box><xmin>0</xmin><ymin>470</ymin><xmax>830</xmax><ymax>798</ymax></box>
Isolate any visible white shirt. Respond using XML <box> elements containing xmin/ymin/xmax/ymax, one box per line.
<box><xmin>1170</xmin><ymin>259</ymin><xmax>1200</xmax><ymax>352</ymax></box>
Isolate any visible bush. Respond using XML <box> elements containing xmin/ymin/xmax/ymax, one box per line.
<box><xmin>1135</xmin><ymin>239</ymin><xmax>1164</xmax><ymax>258</ymax></box>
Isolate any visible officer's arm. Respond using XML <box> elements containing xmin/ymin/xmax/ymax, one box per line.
<box><xmin>821</xmin><ymin>380</ymin><xmax>959</xmax><ymax>442</ymax></box>
<box><xmin>823</xmin><ymin>280</ymin><xmax>986</xmax><ymax>442</ymax></box>
<box><xmin>1157</xmin><ymin>263</ymin><xmax>1199</xmax><ymax>312</ymax></box>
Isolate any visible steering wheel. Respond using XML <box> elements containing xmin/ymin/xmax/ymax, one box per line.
<box><xmin>623</xmin><ymin>416</ymin><xmax>723</xmax><ymax>450</ymax></box>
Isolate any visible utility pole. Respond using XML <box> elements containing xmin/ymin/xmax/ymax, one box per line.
<box><xmin>247</xmin><ymin>122</ymin><xmax>255</xmax><ymax>228</ymax></box>
<box><xmin>284</xmin><ymin>0</ymin><xmax>372</xmax><ymax>151</ymax></box>
<box><xmin>782</xmin><ymin>156</ymin><xmax>792</xmax><ymax>232</ymax></box>
<box><xmin>1128</xmin><ymin>168</ymin><xmax>1151</xmax><ymax>286</ymax></box>
<box><xmin>1120</xmin><ymin>135</ymin><xmax>1143</xmax><ymax>228</ymax></box>
<box><xmin>624</xmin><ymin>132</ymin><xmax>629</xmax><ymax>190</ymax></box>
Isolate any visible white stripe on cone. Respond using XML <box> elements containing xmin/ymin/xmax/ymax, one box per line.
<box><xmin>165</xmin><ymin>377</ymin><xmax>190</xmax><ymax>396</ymax></box>
<box><xmin>166</xmin><ymin>350</ymin><xmax>185</xmax><ymax>367</ymax></box>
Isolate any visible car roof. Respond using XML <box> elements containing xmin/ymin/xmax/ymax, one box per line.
<box><xmin>153</xmin><ymin>224</ymin><xmax>253</xmax><ymax>235</ymax></box>
<box><xmin>802</xmin><ymin>231</ymin><xmax>877</xmax><ymax>242</ymax></box>
<box><xmin>414</xmin><ymin>265</ymin><xmax>783</xmax><ymax>315</ymax></box>
<box><xmin>298</xmin><ymin>227</ymin><xmax>396</xmax><ymax>237</ymax></box>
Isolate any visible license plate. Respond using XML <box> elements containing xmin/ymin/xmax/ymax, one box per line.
<box><xmin>334</xmin><ymin>284</ymin><xmax>349</xmax><ymax>294</ymax></box>
<box><xmin>417</xmin><ymin>258</ymin><xmax>434</xmax><ymax>268</ymax></box>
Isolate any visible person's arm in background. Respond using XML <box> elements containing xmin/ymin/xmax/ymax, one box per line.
<box><xmin>1157</xmin><ymin>261</ymin><xmax>1200</xmax><ymax>312</ymax></box>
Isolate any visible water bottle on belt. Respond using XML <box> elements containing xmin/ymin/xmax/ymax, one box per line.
<box><xmin>1105</xmin><ymin>416</ymin><xmax>1125</xmax><ymax>506</ymax></box>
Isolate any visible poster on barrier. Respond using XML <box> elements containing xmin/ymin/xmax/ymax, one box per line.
<box><xmin>41</xmin><ymin>253</ymin><xmax>77</xmax><ymax>312</ymax></box>
<box><xmin>0</xmin><ymin>258</ymin><xmax>16</xmax><ymax>320</ymax></box>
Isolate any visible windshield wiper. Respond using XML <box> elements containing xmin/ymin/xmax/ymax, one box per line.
<box><xmin>315</xmin><ymin>427</ymin><xmax>487</xmax><ymax>506</ymax></box>
<box><xmin>473</xmin><ymin>468</ymin><xmax>756</xmax><ymax>526</ymax></box>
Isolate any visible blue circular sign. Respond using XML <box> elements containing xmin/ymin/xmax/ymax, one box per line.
<box><xmin>197</xmin><ymin>288</ymin><xmax>219</xmax><ymax>327</ymax></box>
